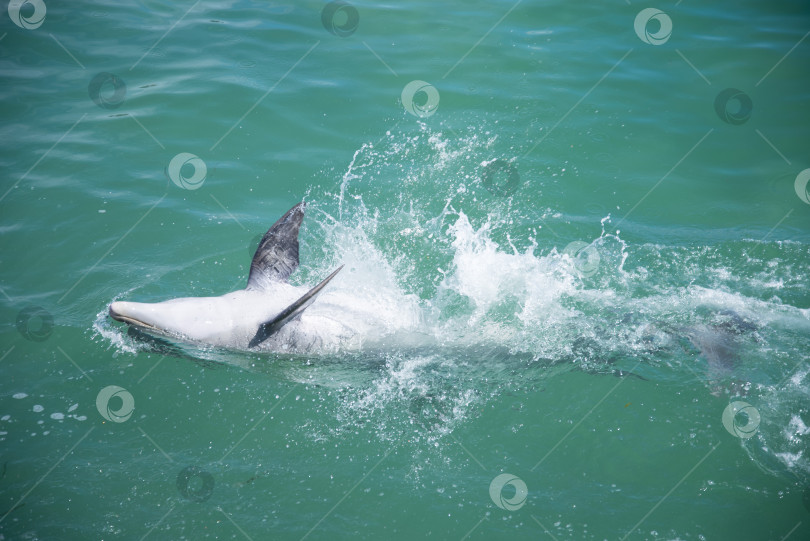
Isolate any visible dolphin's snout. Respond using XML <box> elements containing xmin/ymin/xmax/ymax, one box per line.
<box><xmin>108</xmin><ymin>301</ymin><xmax>157</xmax><ymax>330</ymax></box>
<box><xmin>108</xmin><ymin>301</ymin><xmax>125</xmax><ymax>322</ymax></box>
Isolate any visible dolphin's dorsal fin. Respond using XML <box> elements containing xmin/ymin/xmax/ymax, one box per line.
<box><xmin>248</xmin><ymin>265</ymin><xmax>344</xmax><ymax>348</ymax></box>
<box><xmin>247</xmin><ymin>202</ymin><xmax>306</xmax><ymax>290</ymax></box>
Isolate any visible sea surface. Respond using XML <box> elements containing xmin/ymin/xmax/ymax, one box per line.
<box><xmin>1</xmin><ymin>1</ymin><xmax>809</xmax><ymax>539</ymax></box>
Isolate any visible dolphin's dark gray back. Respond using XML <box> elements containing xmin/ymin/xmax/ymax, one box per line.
<box><xmin>246</xmin><ymin>202</ymin><xmax>305</xmax><ymax>290</ymax></box>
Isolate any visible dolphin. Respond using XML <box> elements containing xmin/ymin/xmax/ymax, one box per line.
<box><xmin>108</xmin><ymin>202</ymin><xmax>343</xmax><ymax>350</ymax></box>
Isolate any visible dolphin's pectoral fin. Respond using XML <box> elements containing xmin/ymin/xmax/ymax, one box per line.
<box><xmin>248</xmin><ymin>265</ymin><xmax>344</xmax><ymax>348</ymax></box>
<box><xmin>246</xmin><ymin>202</ymin><xmax>306</xmax><ymax>290</ymax></box>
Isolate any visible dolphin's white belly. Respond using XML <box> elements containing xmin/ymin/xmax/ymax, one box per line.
<box><xmin>110</xmin><ymin>286</ymin><xmax>303</xmax><ymax>349</ymax></box>
<box><xmin>108</xmin><ymin>201</ymin><xmax>409</xmax><ymax>354</ymax></box>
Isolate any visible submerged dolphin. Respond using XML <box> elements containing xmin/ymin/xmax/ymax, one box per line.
<box><xmin>109</xmin><ymin>202</ymin><xmax>343</xmax><ymax>350</ymax></box>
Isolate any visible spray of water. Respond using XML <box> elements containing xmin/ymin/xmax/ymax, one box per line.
<box><xmin>97</xmin><ymin>124</ymin><xmax>810</xmax><ymax>483</ymax></box>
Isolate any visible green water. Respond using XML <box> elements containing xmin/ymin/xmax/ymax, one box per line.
<box><xmin>2</xmin><ymin>0</ymin><xmax>810</xmax><ymax>539</ymax></box>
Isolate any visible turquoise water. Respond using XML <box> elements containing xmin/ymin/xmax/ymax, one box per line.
<box><xmin>2</xmin><ymin>0</ymin><xmax>810</xmax><ymax>539</ymax></box>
